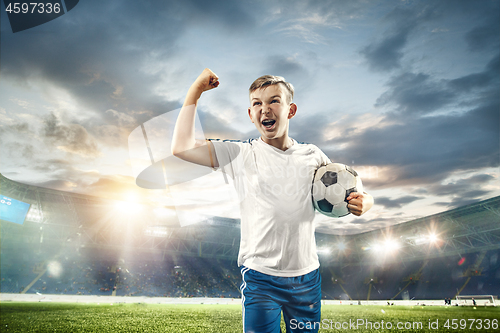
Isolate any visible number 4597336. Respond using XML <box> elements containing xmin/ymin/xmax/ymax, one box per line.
<box><xmin>444</xmin><ymin>318</ymin><xmax>498</xmax><ymax>330</ymax></box>
<box><xmin>5</xmin><ymin>2</ymin><xmax>61</xmax><ymax>14</ymax></box>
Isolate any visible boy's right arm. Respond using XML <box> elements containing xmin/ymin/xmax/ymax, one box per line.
<box><xmin>171</xmin><ymin>68</ymin><xmax>220</xmax><ymax>168</ymax></box>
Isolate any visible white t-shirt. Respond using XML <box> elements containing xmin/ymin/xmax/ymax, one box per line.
<box><xmin>211</xmin><ymin>137</ymin><xmax>331</xmax><ymax>277</ymax></box>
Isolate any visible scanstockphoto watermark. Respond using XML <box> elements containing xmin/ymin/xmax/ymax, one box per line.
<box><xmin>290</xmin><ymin>318</ymin><xmax>499</xmax><ymax>331</ymax></box>
<box><xmin>289</xmin><ymin>318</ymin><xmax>424</xmax><ymax>330</ymax></box>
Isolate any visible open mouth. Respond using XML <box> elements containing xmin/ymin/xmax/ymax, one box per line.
<box><xmin>262</xmin><ymin>119</ymin><xmax>276</xmax><ymax>129</ymax></box>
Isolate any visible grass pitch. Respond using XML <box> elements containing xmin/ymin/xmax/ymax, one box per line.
<box><xmin>1</xmin><ymin>302</ymin><xmax>498</xmax><ymax>332</ymax></box>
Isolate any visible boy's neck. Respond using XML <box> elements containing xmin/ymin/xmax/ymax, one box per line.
<box><xmin>260</xmin><ymin>136</ymin><xmax>294</xmax><ymax>151</ymax></box>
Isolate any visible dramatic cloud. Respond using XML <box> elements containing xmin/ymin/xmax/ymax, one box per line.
<box><xmin>42</xmin><ymin>113</ymin><xmax>101</xmax><ymax>158</ymax></box>
<box><xmin>265</xmin><ymin>56</ymin><xmax>309</xmax><ymax>82</ymax></box>
<box><xmin>465</xmin><ymin>22</ymin><xmax>500</xmax><ymax>52</ymax></box>
<box><xmin>272</xmin><ymin>0</ymin><xmax>371</xmax><ymax>44</ymax></box>
<box><xmin>448</xmin><ymin>53</ymin><xmax>500</xmax><ymax>92</ymax></box>
<box><xmin>375</xmin><ymin>196</ymin><xmax>423</xmax><ymax>209</ymax></box>
<box><xmin>1</xmin><ymin>0</ymin><xmax>250</xmax><ymax>126</ymax></box>
<box><xmin>336</xmin><ymin>51</ymin><xmax>499</xmax><ymax>175</ymax></box>
<box><xmin>360</xmin><ymin>4</ymin><xmax>438</xmax><ymax>72</ymax></box>
<box><xmin>331</xmin><ymin>101</ymin><xmax>499</xmax><ymax>184</ymax></box>
<box><xmin>374</xmin><ymin>72</ymin><xmax>456</xmax><ymax>114</ymax></box>
<box><xmin>361</xmin><ymin>28</ymin><xmax>411</xmax><ymax>72</ymax></box>
<box><xmin>360</xmin><ymin>1</ymin><xmax>499</xmax><ymax>72</ymax></box>
<box><xmin>427</xmin><ymin>174</ymin><xmax>496</xmax><ymax>199</ymax></box>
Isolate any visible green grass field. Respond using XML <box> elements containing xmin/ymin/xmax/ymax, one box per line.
<box><xmin>1</xmin><ymin>302</ymin><xmax>498</xmax><ymax>332</ymax></box>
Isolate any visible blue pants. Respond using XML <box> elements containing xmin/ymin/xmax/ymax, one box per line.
<box><xmin>240</xmin><ymin>267</ymin><xmax>322</xmax><ymax>333</ymax></box>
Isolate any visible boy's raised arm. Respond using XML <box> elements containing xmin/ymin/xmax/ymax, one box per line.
<box><xmin>171</xmin><ymin>68</ymin><xmax>220</xmax><ymax>168</ymax></box>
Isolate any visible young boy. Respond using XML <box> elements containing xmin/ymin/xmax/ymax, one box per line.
<box><xmin>172</xmin><ymin>68</ymin><xmax>373</xmax><ymax>332</ymax></box>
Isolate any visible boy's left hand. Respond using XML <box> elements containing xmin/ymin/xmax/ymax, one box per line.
<box><xmin>346</xmin><ymin>192</ymin><xmax>374</xmax><ymax>216</ymax></box>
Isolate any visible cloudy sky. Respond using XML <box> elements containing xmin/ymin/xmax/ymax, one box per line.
<box><xmin>1</xmin><ymin>0</ymin><xmax>498</xmax><ymax>234</ymax></box>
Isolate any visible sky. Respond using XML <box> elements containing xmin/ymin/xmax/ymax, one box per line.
<box><xmin>0</xmin><ymin>0</ymin><xmax>499</xmax><ymax>234</ymax></box>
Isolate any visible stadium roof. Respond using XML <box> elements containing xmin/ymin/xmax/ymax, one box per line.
<box><xmin>1</xmin><ymin>173</ymin><xmax>499</xmax><ymax>263</ymax></box>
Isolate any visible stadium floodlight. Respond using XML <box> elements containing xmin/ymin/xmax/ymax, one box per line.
<box><xmin>428</xmin><ymin>233</ymin><xmax>438</xmax><ymax>243</ymax></box>
<box><xmin>412</xmin><ymin>235</ymin><xmax>436</xmax><ymax>245</ymax></box>
<box><xmin>371</xmin><ymin>238</ymin><xmax>399</xmax><ymax>254</ymax></box>
<box><xmin>337</xmin><ymin>242</ymin><xmax>347</xmax><ymax>251</ymax></box>
<box><xmin>384</xmin><ymin>238</ymin><xmax>400</xmax><ymax>252</ymax></box>
<box><xmin>412</xmin><ymin>232</ymin><xmax>439</xmax><ymax>246</ymax></box>
<box><xmin>47</xmin><ymin>261</ymin><xmax>62</xmax><ymax>278</ymax></box>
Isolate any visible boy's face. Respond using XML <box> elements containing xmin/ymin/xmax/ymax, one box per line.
<box><xmin>248</xmin><ymin>84</ymin><xmax>297</xmax><ymax>144</ymax></box>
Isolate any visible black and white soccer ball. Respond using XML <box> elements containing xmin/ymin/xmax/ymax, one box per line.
<box><xmin>312</xmin><ymin>163</ymin><xmax>364</xmax><ymax>218</ymax></box>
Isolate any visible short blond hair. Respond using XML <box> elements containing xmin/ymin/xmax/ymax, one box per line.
<box><xmin>249</xmin><ymin>75</ymin><xmax>294</xmax><ymax>104</ymax></box>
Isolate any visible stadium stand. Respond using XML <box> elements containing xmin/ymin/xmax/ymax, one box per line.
<box><xmin>1</xmin><ymin>173</ymin><xmax>499</xmax><ymax>301</ymax></box>
<box><xmin>320</xmin><ymin>249</ymin><xmax>499</xmax><ymax>301</ymax></box>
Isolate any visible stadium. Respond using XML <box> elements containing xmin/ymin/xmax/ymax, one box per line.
<box><xmin>1</xmin><ymin>172</ymin><xmax>499</xmax><ymax>332</ymax></box>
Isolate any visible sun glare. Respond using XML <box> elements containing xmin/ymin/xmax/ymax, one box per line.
<box><xmin>114</xmin><ymin>200</ymin><xmax>143</xmax><ymax>214</ymax></box>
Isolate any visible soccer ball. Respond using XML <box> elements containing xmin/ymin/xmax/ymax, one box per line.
<box><xmin>312</xmin><ymin>163</ymin><xmax>364</xmax><ymax>218</ymax></box>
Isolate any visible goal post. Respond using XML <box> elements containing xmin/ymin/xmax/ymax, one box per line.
<box><xmin>456</xmin><ymin>295</ymin><xmax>497</xmax><ymax>306</ymax></box>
